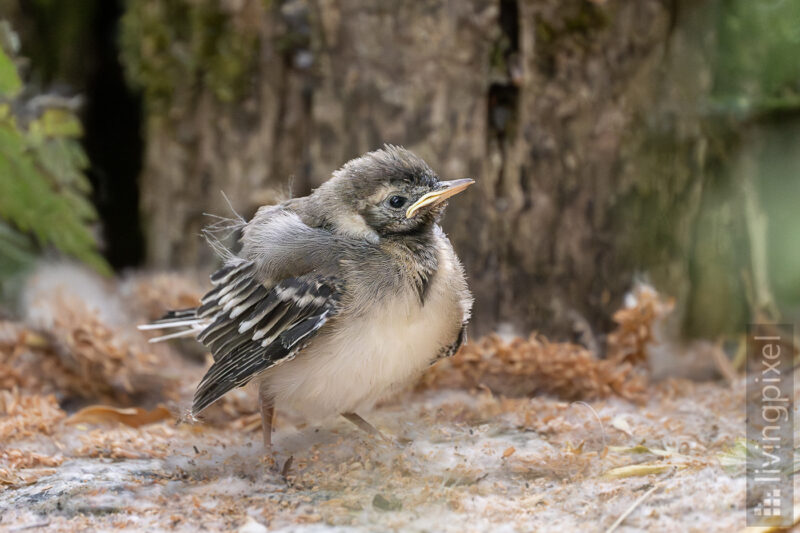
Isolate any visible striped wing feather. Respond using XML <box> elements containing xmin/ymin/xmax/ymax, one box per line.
<box><xmin>191</xmin><ymin>260</ymin><xmax>339</xmax><ymax>415</ymax></box>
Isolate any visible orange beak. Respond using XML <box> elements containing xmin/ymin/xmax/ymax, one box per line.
<box><xmin>405</xmin><ymin>178</ymin><xmax>475</xmax><ymax>218</ymax></box>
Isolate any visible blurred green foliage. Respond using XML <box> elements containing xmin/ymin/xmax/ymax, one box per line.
<box><xmin>0</xmin><ymin>0</ymin><xmax>98</xmax><ymax>88</ymax></box>
<box><xmin>0</xmin><ymin>22</ymin><xmax>109</xmax><ymax>285</ymax></box>
<box><xmin>714</xmin><ymin>0</ymin><xmax>800</xmax><ymax>323</ymax></box>
<box><xmin>760</xmin><ymin>122</ymin><xmax>800</xmax><ymax>307</ymax></box>
<box><xmin>695</xmin><ymin>0</ymin><xmax>800</xmax><ymax>330</ymax></box>
<box><xmin>119</xmin><ymin>0</ymin><xmax>260</xmax><ymax>111</ymax></box>
<box><xmin>712</xmin><ymin>0</ymin><xmax>800</xmax><ymax>113</ymax></box>
<box><xmin>615</xmin><ymin>0</ymin><xmax>800</xmax><ymax>336</ymax></box>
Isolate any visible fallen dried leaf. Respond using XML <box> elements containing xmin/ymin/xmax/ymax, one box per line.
<box><xmin>607</xmin><ymin>284</ymin><xmax>674</xmax><ymax>365</ymax></box>
<box><xmin>67</xmin><ymin>405</ymin><xmax>172</xmax><ymax>428</ymax></box>
<box><xmin>609</xmin><ymin>445</ymin><xmax>673</xmax><ymax>457</ymax></box>
<box><xmin>603</xmin><ymin>463</ymin><xmax>671</xmax><ymax>479</ymax></box>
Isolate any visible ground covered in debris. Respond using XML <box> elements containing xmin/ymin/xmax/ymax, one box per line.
<box><xmin>2</xmin><ymin>382</ymin><xmax>748</xmax><ymax>532</ymax></box>
<box><xmin>0</xmin><ymin>266</ymin><xmax>770</xmax><ymax>531</ymax></box>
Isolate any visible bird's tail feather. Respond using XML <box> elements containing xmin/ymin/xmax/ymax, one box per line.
<box><xmin>137</xmin><ymin>308</ymin><xmax>207</xmax><ymax>343</ymax></box>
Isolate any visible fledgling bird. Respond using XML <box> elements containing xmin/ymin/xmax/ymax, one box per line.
<box><xmin>140</xmin><ymin>146</ymin><xmax>474</xmax><ymax>448</ymax></box>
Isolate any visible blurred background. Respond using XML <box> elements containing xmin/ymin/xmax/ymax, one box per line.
<box><xmin>0</xmin><ymin>0</ymin><xmax>798</xmax><ymax>345</ymax></box>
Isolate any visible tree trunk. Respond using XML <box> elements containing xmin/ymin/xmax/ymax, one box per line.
<box><xmin>121</xmin><ymin>0</ymin><xmax>751</xmax><ymax>340</ymax></box>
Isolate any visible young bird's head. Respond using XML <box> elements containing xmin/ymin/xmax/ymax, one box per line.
<box><xmin>313</xmin><ymin>145</ymin><xmax>474</xmax><ymax>241</ymax></box>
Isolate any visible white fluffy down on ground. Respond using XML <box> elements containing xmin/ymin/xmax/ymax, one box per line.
<box><xmin>2</xmin><ymin>382</ymin><xmax>751</xmax><ymax>532</ymax></box>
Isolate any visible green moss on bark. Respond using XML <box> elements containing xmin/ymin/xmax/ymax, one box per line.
<box><xmin>119</xmin><ymin>0</ymin><xmax>261</xmax><ymax>111</ymax></box>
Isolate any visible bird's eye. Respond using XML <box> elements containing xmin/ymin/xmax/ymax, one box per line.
<box><xmin>388</xmin><ymin>195</ymin><xmax>407</xmax><ymax>209</ymax></box>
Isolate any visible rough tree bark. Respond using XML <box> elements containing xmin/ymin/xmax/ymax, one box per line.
<box><xmin>120</xmin><ymin>0</ymin><xmax>745</xmax><ymax>340</ymax></box>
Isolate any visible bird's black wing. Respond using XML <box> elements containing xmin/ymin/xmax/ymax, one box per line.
<box><xmin>192</xmin><ymin>260</ymin><xmax>340</xmax><ymax>415</ymax></box>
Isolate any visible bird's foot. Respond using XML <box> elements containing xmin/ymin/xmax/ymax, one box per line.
<box><xmin>259</xmin><ymin>383</ymin><xmax>275</xmax><ymax>451</ymax></box>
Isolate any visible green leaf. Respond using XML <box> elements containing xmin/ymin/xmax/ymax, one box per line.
<box><xmin>0</xmin><ymin>46</ymin><xmax>21</xmax><ymax>98</ymax></box>
<box><xmin>0</xmin><ymin>22</ymin><xmax>111</xmax><ymax>283</ymax></box>
<box><xmin>34</xmin><ymin>108</ymin><xmax>84</xmax><ymax>138</ymax></box>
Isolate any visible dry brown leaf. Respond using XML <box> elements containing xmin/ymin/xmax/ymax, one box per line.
<box><xmin>419</xmin><ymin>334</ymin><xmax>647</xmax><ymax>402</ymax></box>
<box><xmin>419</xmin><ymin>286</ymin><xmax>673</xmax><ymax>401</ymax></box>
<box><xmin>121</xmin><ymin>272</ymin><xmax>203</xmax><ymax>321</ymax></box>
<box><xmin>0</xmin><ymin>321</ymin><xmax>114</xmax><ymax>400</ymax></box>
<box><xmin>7</xmin><ymin>271</ymin><xmax>197</xmax><ymax>405</ymax></box>
<box><xmin>0</xmin><ymin>467</ymin><xmax>22</xmax><ymax>485</ymax></box>
<box><xmin>607</xmin><ymin>284</ymin><xmax>674</xmax><ymax>365</ymax></box>
<box><xmin>52</xmin><ymin>293</ymin><xmax>161</xmax><ymax>397</ymax></box>
<box><xmin>74</xmin><ymin>424</ymin><xmax>175</xmax><ymax>459</ymax></box>
<box><xmin>67</xmin><ymin>404</ymin><xmax>173</xmax><ymax>428</ymax></box>
<box><xmin>0</xmin><ymin>390</ymin><xmax>66</xmax><ymax>441</ymax></box>
<box><xmin>1</xmin><ymin>448</ymin><xmax>64</xmax><ymax>470</ymax></box>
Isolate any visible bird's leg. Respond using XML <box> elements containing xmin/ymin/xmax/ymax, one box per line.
<box><xmin>342</xmin><ymin>412</ymin><xmax>385</xmax><ymax>439</ymax></box>
<box><xmin>258</xmin><ymin>381</ymin><xmax>275</xmax><ymax>450</ymax></box>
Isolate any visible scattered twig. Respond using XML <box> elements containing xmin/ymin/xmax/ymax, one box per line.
<box><xmin>605</xmin><ymin>484</ymin><xmax>658</xmax><ymax>533</ymax></box>
<box><xmin>710</xmin><ymin>340</ymin><xmax>737</xmax><ymax>385</ymax></box>
<box><xmin>572</xmin><ymin>401</ymin><xmax>607</xmax><ymax>451</ymax></box>
<box><xmin>8</xmin><ymin>520</ymin><xmax>51</xmax><ymax>532</ymax></box>
<box><xmin>731</xmin><ymin>335</ymin><xmax>747</xmax><ymax>370</ymax></box>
